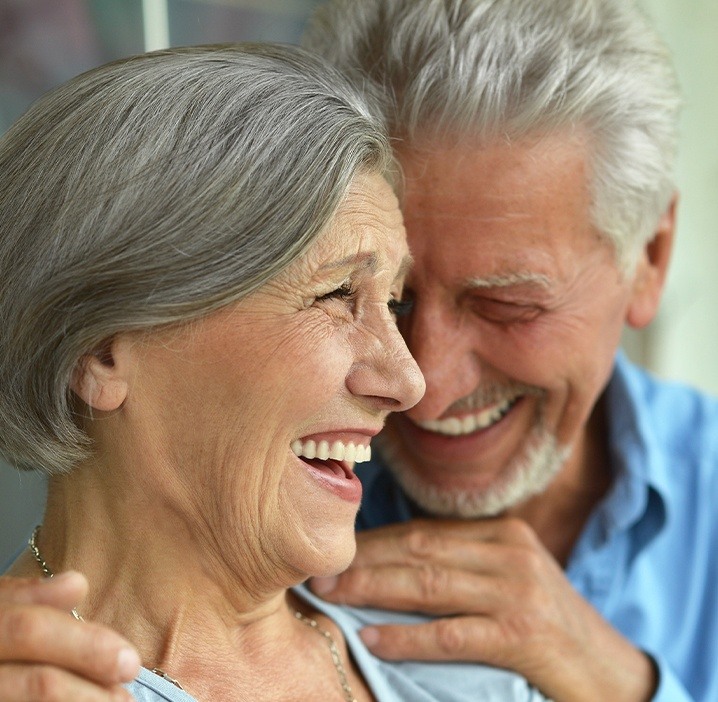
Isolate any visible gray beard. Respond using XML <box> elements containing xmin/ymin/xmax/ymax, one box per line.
<box><xmin>374</xmin><ymin>423</ymin><xmax>571</xmax><ymax>518</ymax></box>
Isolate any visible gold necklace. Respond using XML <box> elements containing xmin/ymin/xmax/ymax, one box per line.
<box><xmin>28</xmin><ymin>526</ymin><xmax>357</xmax><ymax>701</ymax></box>
<box><xmin>294</xmin><ymin>609</ymin><xmax>358</xmax><ymax>702</ymax></box>
<box><xmin>29</xmin><ymin>526</ymin><xmax>184</xmax><ymax>690</ymax></box>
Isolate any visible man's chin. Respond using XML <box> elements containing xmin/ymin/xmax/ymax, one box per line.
<box><xmin>375</xmin><ymin>428</ymin><xmax>571</xmax><ymax>519</ymax></box>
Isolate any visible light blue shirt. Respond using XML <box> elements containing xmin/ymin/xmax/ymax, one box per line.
<box><xmin>126</xmin><ymin>585</ymin><xmax>548</xmax><ymax>701</ymax></box>
<box><xmin>356</xmin><ymin>353</ymin><xmax>718</xmax><ymax>702</ymax></box>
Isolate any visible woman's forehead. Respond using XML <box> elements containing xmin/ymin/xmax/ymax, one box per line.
<box><xmin>309</xmin><ymin>173</ymin><xmax>408</xmax><ymax>266</ymax></box>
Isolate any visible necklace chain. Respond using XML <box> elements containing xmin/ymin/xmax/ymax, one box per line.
<box><xmin>294</xmin><ymin>609</ymin><xmax>358</xmax><ymax>702</ymax></box>
<box><xmin>28</xmin><ymin>526</ymin><xmax>357</xmax><ymax>701</ymax></box>
<box><xmin>28</xmin><ymin>527</ymin><xmax>84</xmax><ymax>622</ymax></box>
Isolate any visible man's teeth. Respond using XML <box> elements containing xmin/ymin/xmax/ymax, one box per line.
<box><xmin>291</xmin><ymin>439</ymin><xmax>372</xmax><ymax>463</ymax></box>
<box><xmin>416</xmin><ymin>398</ymin><xmax>515</xmax><ymax>436</ymax></box>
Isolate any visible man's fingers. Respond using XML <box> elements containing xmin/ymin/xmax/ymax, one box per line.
<box><xmin>350</xmin><ymin>518</ymin><xmax>541</xmax><ymax>570</ymax></box>
<box><xmin>312</xmin><ymin>564</ymin><xmax>502</xmax><ymax>615</ymax></box>
<box><xmin>0</xmin><ymin>573</ymin><xmax>88</xmax><ymax>611</ymax></box>
<box><xmin>0</xmin><ymin>604</ymin><xmax>140</xmax><ymax>686</ymax></box>
<box><xmin>0</xmin><ymin>574</ymin><xmax>139</xmax><ymax>686</ymax></box>
<box><xmin>358</xmin><ymin>617</ymin><xmax>504</xmax><ymax>666</ymax></box>
<box><xmin>352</xmin><ymin>528</ymin><xmax>489</xmax><ymax>571</ymax></box>
<box><xmin>0</xmin><ymin>664</ymin><xmax>135</xmax><ymax>702</ymax></box>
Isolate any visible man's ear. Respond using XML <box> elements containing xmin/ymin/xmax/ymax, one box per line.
<box><xmin>70</xmin><ymin>336</ymin><xmax>132</xmax><ymax>411</ymax></box>
<box><xmin>626</xmin><ymin>193</ymin><xmax>678</xmax><ymax>330</ymax></box>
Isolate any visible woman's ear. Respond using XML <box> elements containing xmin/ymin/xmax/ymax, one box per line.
<box><xmin>70</xmin><ymin>336</ymin><xmax>132</xmax><ymax>411</ymax></box>
<box><xmin>626</xmin><ymin>193</ymin><xmax>678</xmax><ymax>329</ymax></box>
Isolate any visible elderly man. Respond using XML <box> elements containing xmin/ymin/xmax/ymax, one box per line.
<box><xmin>300</xmin><ymin>1</ymin><xmax>718</xmax><ymax>701</ymax></box>
<box><xmin>2</xmin><ymin>1</ymin><xmax>718</xmax><ymax>701</ymax></box>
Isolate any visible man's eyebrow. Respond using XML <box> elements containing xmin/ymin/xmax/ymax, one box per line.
<box><xmin>464</xmin><ymin>272</ymin><xmax>551</xmax><ymax>289</ymax></box>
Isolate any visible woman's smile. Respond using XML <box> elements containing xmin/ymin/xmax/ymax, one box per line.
<box><xmin>291</xmin><ymin>429</ymin><xmax>381</xmax><ymax>503</ymax></box>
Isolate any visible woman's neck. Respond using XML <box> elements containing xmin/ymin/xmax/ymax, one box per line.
<box><xmin>17</xmin><ymin>464</ymin><xmax>372</xmax><ymax>701</ymax></box>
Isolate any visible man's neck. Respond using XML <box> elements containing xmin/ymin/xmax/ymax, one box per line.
<box><xmin>508</xmin><ymin>400</ymin><xmax>612</xmax><ymax>566</ymax></box>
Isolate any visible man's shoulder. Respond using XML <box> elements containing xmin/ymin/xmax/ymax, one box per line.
<box><xmin>609</xmin><ymin>355</ymin><xmax>718</xmax><ymax>509</ymax></box>
<box><xmin>615</xmin><ymin>354</ymin><xmax>718</xmax><ymax>452</ymax></box>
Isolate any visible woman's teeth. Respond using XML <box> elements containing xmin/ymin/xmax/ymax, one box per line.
<box><xmin>416</xmin><ymin>398</ymin><xmax>516</xmax><ymax>436</ymax></box>
<box><xmin>291</xmin><ymin>439</ymin><xmax>372</xmax><ymax>463</ymax></box>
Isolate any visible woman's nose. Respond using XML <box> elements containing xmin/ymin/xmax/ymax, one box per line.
<box><xmin>345</xmin><ymin>314</ymin><xmax>425</xmax><ymax>413</ymax></box>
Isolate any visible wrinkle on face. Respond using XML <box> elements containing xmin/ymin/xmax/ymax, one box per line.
<box><xmin>380</xmin><ymin>132</ymin><xmax>636</xmax><ymax>516</ymax></box>
<box><xmin>102</xmin><ymin>171</ymin><xmax>419</xmax><ymax>602</ymax></box>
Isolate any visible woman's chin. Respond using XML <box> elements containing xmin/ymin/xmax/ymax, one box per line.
<box><xmin>303</xmin><ymin>531</ymin><xmax>357</xmax><ymax>579</ymax></box>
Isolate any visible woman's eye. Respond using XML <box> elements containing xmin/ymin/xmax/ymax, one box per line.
<box><xmin>388</xmin><ymin>296</ymin><xmax>414</xmax><ymax>318</ymax></box>
<box><xmin>316</xmin><ymin>282</ymin><xmax>355</xmax><ymax>303</ymax></box>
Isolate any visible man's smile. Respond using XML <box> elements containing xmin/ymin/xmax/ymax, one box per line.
<box><xmin>414</xmin><ymin>397</ymin><xmax>519</xmax><ymax>436</ymax></box>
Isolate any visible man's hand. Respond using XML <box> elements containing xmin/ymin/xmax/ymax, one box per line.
<box><xmin>0</xmin><ymin>573</ymin><xmax>140</xmax><ymax>701</ymax></box>
<box><xmin>310</xmin><ymin>518</ymin><xmax>657</xmax><ymax>702</ymax></box>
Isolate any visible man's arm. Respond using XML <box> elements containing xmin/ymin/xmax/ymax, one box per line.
<box><xmin>0</xmin><ymin>573</ymin><xmax>140</xmax><ymax>702</ymax></box>
<box><xmin>310</xmin><ymin>518</ymin><xmax>663</xmax><ymax>702</ymax></box>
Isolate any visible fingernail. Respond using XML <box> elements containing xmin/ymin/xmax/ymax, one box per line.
<box><xmin>310</xmin><ymin>576</ymin><xmax>338</xmax><ymax>595</ymax></box>
<box><xmin>117</xmin><ymin>647</ymin><xmax>141</xmax><ymax>680</ymax></box>
<box><xmin>50</xmin><ymin>571</ymin><xmax>81</xmax><ymax>584</ymax></box>
<box><xmin>359</xmin><ymin>626</ymin><xmax>380</xmax><ymax>647</ymax></box>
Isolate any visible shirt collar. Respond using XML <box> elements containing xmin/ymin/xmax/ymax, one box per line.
<box><xmin>600</xmin><ymin>351</ymin><xmax>670</xmax><ymax>536</ymax></box>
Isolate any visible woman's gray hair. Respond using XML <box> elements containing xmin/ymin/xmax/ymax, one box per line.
<box><xmin>304</xmin><ymin>0</ymin><xmax>681</xmax><ymax>270</ymax></box>
<box><xmin>0</xmin><ymin>43</ymin><xmax>392</xmax><ymax>474</ymax></box>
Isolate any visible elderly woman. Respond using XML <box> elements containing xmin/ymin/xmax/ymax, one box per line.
<box><xmin>0</xmin><ymin>44</ymin><xmax>550</xmax><ymax>702</ymax></box>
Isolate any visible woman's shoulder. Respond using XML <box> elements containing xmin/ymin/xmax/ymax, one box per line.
<box><xmin>126</xmin><ymin>668</ymin><xmax>199</xmax><ymax>702</ymax></box>
<box><xmin>294</xmin><ymin>584</ymin><xmax>549</xmax><ymax>702</ymax></box>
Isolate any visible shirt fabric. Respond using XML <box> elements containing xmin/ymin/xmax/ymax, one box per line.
<box><xmin>356</xmin><ymin>353</ymin><xmax>718</xmax><ymax>702</ymax></box>
<box><xmin>126</xmin><ymin>584</ymin><xmax>548</xmax><ymax>701</ymax></box>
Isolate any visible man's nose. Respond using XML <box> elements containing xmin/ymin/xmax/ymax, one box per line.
<box><xmin>401</xmin><ymin>299</ymin><xmax>482</xmax><ymax>420</ymax></box>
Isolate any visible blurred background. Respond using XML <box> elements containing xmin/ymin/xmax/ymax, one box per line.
<box><xmin>1</xmin><ymin>0</ymin><xmax>717</xmax><ymax>566</ymax></box>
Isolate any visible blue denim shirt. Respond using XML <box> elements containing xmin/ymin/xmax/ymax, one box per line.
<box><xmin>356</xmin><ymin>353</ymin><xmax>718</xmax><ymax>702</ymax></box>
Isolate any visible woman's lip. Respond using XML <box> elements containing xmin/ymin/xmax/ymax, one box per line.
<box><xmin>291</xmin><ymin>429</ymin><xmax>380</xmax><ymax>465</ymax></box>
<box><xmin>291</xmin><ymin>438</ymin><xmax>372</xmax><ymax>464</ymax></box>
<box><xmin>296</xmin><ymin>428</ymin><xmax>382</xmax><ymax>444</ymax></box>
<box><xmin>296</xmin><ymin>455</ymin><xmax>363</xmax><ymax>503</ymax></box>
<box><xmin>302</xmin><ymin>456</ymin><xmax>354</xmax><ymax>476</ymax></box>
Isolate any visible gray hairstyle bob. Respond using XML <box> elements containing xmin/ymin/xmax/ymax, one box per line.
<box><xmin>0</xmin><ymin>43</ymin><xmax>392</xmax><ymax>474</ymax></box>
<box><xmin>304</xmin><ymin>0</ymin><xmax>681</xmax><ymax>269</ymax></box>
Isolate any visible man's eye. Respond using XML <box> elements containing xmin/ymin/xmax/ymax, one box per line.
<box><xmin>316</xmin><ymin>282</ymin><xmax>355</xmax><ymax>302</ymax></box>
<box><xmin>471</xmin><ymin>298</ymin><xmax>542</xmax><ymax>324</ymax></box>
<box><xmin>388</xmin><ymin>296</ymin><xmax>414</xmax><ymax>318</ymax></box>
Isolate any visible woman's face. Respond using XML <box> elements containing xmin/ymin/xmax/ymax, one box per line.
<box><xmin>119</xmin><ymin>172</ymin><xmax>424</xmax><ymax>591</ymax></box>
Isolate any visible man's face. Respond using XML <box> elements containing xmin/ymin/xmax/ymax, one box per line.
<box><xmin>378</xmin><ymin>133</ymin><xmax>647</xmax><ymax>517</ymax></box>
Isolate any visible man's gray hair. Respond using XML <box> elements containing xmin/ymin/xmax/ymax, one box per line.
<box><xmin>304</xmin><ymin>0</ymin><xmax>681</xmax><ymax>268</ymax></box>
<box><xmin>0</xmin><ymin>43</ymin><xmax>392</xmax><ymax>474</ymax></box>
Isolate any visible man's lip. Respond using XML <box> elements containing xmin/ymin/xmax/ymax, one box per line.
<box><xmin>411</xmin><ymin>397</ymin><xmax>518</xmax><ymax>436</ymax></box>
<box><xmin>387</xmin><ymin>397</ymin><xmax>526</xmax><ymax>461</ymax></box>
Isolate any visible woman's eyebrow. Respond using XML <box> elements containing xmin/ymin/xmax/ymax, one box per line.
<box><xmin>396</xmin><ymin>253</ymin><xmax>414</xmax><ymax>281</ymax></box>
<box><xmin>318</xmin><ymin>251</ymin><xmax>413</xmax><ymax>280</ymax></box>
<box><xmin>318</xmin><ymin>252</ymin><xmax>377</xmax><ymax>273</ymax></box>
